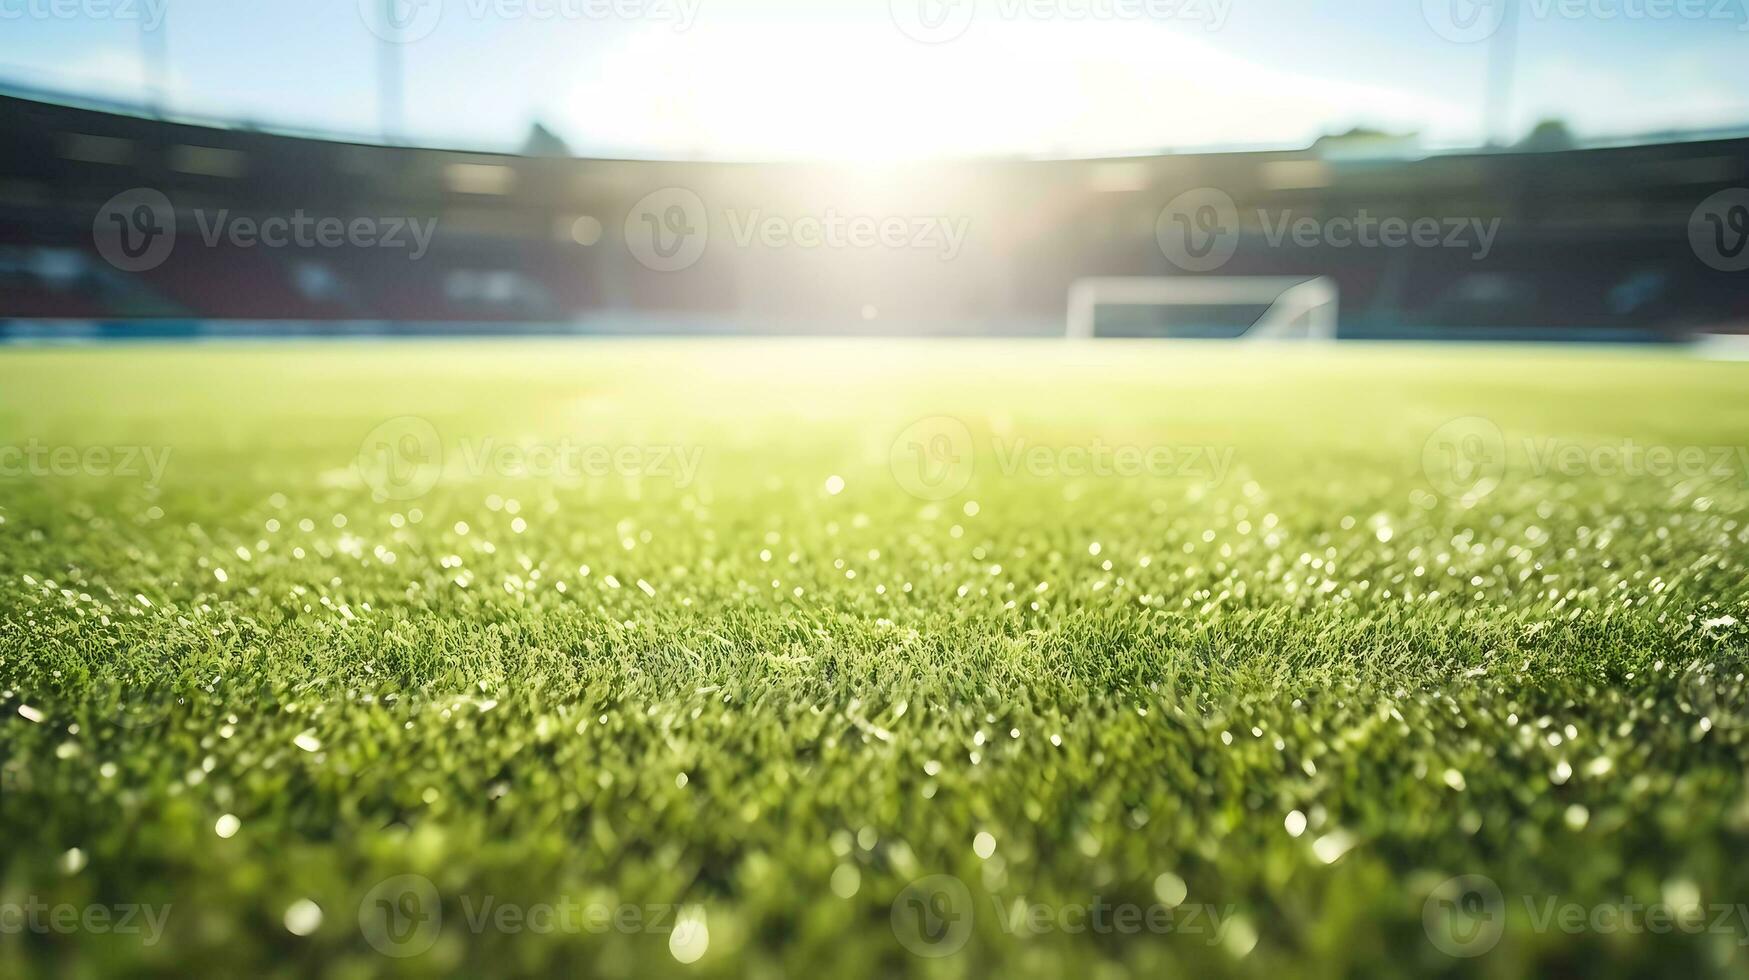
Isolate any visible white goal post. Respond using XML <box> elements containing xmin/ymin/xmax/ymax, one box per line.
<box><xmin>1066</xmin><ymin>276</ymin><xmax>1339</xmax><ymax>341</ymax></box>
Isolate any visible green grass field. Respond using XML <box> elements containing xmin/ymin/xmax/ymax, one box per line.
<box><xmin>0</xmin><ymin>341</ymin><xmax>1746</xmax><ymax>978</ymax></box>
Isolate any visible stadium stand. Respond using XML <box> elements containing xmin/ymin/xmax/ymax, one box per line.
<box><xmin>1</xmin><ymin>92</ymin><xmax>1744</xmax><ymax>340</ymax></box>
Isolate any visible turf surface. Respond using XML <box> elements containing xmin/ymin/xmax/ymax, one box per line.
<box><xmin>0</xmin><ymin>341</ymin><xmax>1746</xmax><ymax>978</ymax></box>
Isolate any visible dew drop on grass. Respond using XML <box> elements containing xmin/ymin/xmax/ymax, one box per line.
<box><xmin>973</xmin><ymin>831</ymin><xmax>996</xmax><ymax>859</ymax></box>
<box><xmin>1312</xmin><ymin>831</ymin><xmax>1356</xmax><ymax>864</ymax></box>
<box><xmin>1222</xmin><ymin>915</ymin><xmax>1259</xmax><ymax>958</ymax></box>
<box><xmin>830</xmin><ymin>864</ymin><xmax>861</xmax><ymax>899</ymax></box>
<box><xmin>1153</xmin><ymin>872</ymin><xmax>1187</xmax><ymax>908</ymax></box>
<box><xmin>1285</xmin><ymin>810</ymin><xmax>1307</xmax><ymax>838</ymax></box>
<box><xmin>669</xmin><ymin>907</ymin><xmax>709</xmax><ymax>963</ymax></box>
<box><xmin>283</xmin><ymin>900</ymin><xmax>322</xmax><ymax>936</ymax></box>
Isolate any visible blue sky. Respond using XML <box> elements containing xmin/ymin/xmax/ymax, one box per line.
<box><xmin>1</xmin><ymin>0</ymin><xmax>1745</xmax><ymax>158</ymax></box>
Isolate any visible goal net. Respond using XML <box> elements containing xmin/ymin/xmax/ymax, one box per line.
<box><xmin>1066</xmin><ymin>276</ymin><xmax>1339</xmax><ymax>341</ymax></box>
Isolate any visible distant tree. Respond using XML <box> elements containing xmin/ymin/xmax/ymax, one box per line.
<box><xmin>1516</xmin><ymin>119</ymin><xmax>1576</xmax><ymax>153</ymax></box>
<box><xmin>1311</xmin><ymin>127</ymin><xmax>1420</xmax><ymax>160</ymax></box>
<box><xmin>521</xmin><ymin>122</ymin><xmax>572</xmax><ymax>158</ymax></box>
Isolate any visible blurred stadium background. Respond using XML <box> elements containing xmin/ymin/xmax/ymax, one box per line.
<box><xmin>1</xmin><ymin>3</ymin><xmax>1746</xmax><ymax>342</ymax></box>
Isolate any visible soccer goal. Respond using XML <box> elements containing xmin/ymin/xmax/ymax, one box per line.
<box><xmin>1066</xmin><ymin>276</ymin><xmax>1339</xmax><ymax>341</ymax></box>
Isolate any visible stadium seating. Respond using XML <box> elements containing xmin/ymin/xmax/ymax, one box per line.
<box><xmin>2</xmin><ymin>93</ymin><xmax>1744</xmax><ymax>340</ymax></box>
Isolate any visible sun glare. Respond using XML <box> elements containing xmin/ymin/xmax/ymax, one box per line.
<box><xmin>560</xmin><ymin>19</ymin><xmax>1464</xmax><ymax>161</ymax></box>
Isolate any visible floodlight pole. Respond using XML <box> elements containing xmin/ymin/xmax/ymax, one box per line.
<box><xmin>140</xmin><ymin>9</ymin><xmax>169</xmax><ymax>117</ymax></box>
<box><xmin>378</xmin><ymin>2</ymin><xmax>404</xmax><ymax>144</ymax></box>
<box><xmin>1484</xmin><ymin>0</ymin><xmax>1521</xmax><ymax>148</ymax></box>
